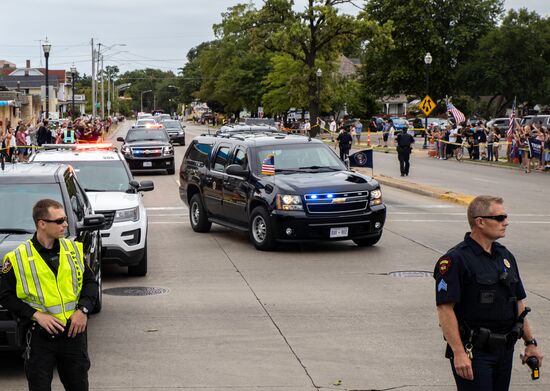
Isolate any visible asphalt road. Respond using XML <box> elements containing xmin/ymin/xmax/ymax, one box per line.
<box><xmin>1</xmin><ymin>122</ymin><xmax>548</xmax><ymax>391</ymax></box>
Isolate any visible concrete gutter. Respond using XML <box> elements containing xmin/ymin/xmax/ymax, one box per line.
<box><xmin>354</xmin><ymin>169</ymin><xmax>475</xmax><ymax>206</ymax></box>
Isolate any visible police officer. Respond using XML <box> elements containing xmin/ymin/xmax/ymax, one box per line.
<box><xmin>396</xmin><ymin>128</ymin><xmax>414</xmax><ymax>176</ymax></box>
<box><xmin>434</xmin><ymin>195</ymin><xmax>543</xmax><ymax>390</ymax></box>
<box><xmin>336</xmin><ymin>126</ymin><xmax>353</xmax><ymax>162</ymax></box>
<box><xmin>0</xmin><ymin>199</ymin><xmax>98</xmax><ymax>391</ymax></box>
<box><xmin>63</xmin><ymin>123</ymin><xmax>76</xmax><ymax>144</ymax></box>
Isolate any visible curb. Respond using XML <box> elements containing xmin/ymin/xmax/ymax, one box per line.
<box><xmin>354</xmin><ymin>169</ymin><xmax>475</xmax><ymax>206</ymax></box>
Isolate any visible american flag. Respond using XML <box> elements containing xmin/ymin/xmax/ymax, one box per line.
<box><xmin>507</xmin><ymin>97</ymin><xmax>516</xmax><ymax>139</ymax></box>
<box><xmin>261</xmin><ymin>154</ymin><xmax>275</xmax><ymax>176</ymax></box>
<box><xmin>446</xmin><ymin>100</ymin><xmax>466</xmax><ymax>125</ymax></box>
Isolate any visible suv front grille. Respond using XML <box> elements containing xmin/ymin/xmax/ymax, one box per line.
<box><xmin>131</xmin><ymin>147</ymin><xmax>163</xmax><ymax>158</ymax></box>
<box><xmin>304</xmin><ymin>192</ymin><xmax>369</xmax><ymax>214</ymax></box>
<box><xmin>96</xmin><ymin>210</ymin><xmax>115</xmax><ymax>229</ymax></box>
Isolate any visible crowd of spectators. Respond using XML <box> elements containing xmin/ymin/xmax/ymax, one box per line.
<box><xmin>0</xmin><ymin>116</ymin><xmax>118</xmax><ymax>164</ymax></box>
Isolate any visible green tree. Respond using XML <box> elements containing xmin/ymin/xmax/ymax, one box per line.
<box><xmin>458</xmin><ymin>9</ymin><xmax>550</xmax><ymax>116</ymax></box>
<box><xmin>360</xmin><ymin>0</ymin><xmax>504</xmax><ymax>100</ymax></box>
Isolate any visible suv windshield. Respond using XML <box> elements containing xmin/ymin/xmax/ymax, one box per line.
<box><xmin>126</xmin><ymin>130</ymin><xmax>169</xmax><ymax>142</ymax></box>
<box><xmin>48</xmin><ymin>161</ymin><xmax>131</xmax><ymax>192</ymax></box>
<box><xmin>0</xmin><ymin>184</ymin><xmax>64</xmax><ymax>232</ymax></box>
<box><xmin>163</xmin><ymin>121</ymin><xmax>181</xmax><ymax>130</ymax></box>
<box><xmin>255</xmin><ymin>143</ymin><xmax>346</xmax><ymax>175</ymax></box>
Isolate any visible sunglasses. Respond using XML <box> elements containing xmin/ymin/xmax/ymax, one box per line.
<box><xmin>475</xmin><ymin>214</ymin><xmax>508</xmax><ymax>222</ymax></box>
<box><xmin>40</xmin><ymin>216</ymin><xmax>68</xmax><ymax>225</ymax></box>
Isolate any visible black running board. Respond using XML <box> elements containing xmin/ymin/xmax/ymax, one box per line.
<box><xmin>208</xmin><ymin>217</ymin><xmax>248</xmax><ymax>232</ymax></box>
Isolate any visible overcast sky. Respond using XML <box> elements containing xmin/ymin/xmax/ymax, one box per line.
<box><xmin>1</xmin><ymin>0</ymin><xmax>547</xmax><ymax>76</ymax></box>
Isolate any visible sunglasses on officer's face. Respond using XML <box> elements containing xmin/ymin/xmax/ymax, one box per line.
<box><xmin>475</xmin><ymin>214</ymin><xmax>508</xmax><ymax>222</ymax></box>
<box><xmin>40</xmin><ymin>216</ymin><xmax>68</xmax><ymax>225</ymax></box>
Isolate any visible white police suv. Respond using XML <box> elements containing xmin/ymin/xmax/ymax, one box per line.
<box><xmin>30</xmin><ymin>144</ymin><xmax>154</xmax><ymax>276</ymax></box>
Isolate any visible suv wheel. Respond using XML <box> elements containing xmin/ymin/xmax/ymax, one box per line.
<box><xmin>353</xmin><ymin>232</ymin><xmax>382</xmax><ymax>247</ymax></box>
<box><xmin>167</xmin><ymin>167</ymin><xmax>175</xmax><ymax>175</ymax></box>
<box><xmin>249</xmin><ymin>206</ymin><xmax>276</xmax><ymax>251</ymax></box>
<box><xmin>190</xmin><ymin>194</ymin><xmax>211</xmax><ymax>232</ymax></box>
<box><xmin>92</xmin><ymin>265</ymin><xmax>102</xmax><ymax>313</ymax></box>
<box><xmin>128</xmin><ymin>241</ymin><xmax>148</xmax><ymax>276</ymax></box>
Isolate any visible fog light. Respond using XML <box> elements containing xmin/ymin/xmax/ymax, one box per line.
<box><xmin>285</xmin><ymin>228</ymin><xmax>293</xmax><ymax>236</ymax></box>
<box><xmin>374</xmin><ymin>222</ymin><xmax>381</xmax><ymax>229</ymax></box>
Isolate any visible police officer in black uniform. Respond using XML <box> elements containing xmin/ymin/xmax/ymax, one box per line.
<box><xmin>434</xmin><ymin>195</ymin><xmax>543</xmax><ymax>390</ymax></box>
<box><xmin>396</xmin><ymin>128</ymin><xmax>414</xmax><ymax>176</ymax></box>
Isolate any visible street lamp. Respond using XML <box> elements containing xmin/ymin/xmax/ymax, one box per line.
<box><xmin>42</xmin><ymin>38</ymin><xmax>51</xmax><ymax>120</ymax></box>
<box><xmin>315</xmin><ymin>68</ymin><xmax>322</xmax><ymax>138</ymax></box>
<box><xmin>423</xmin><ymin>52</ymin><xmax>432</xmax><ymax>149</ymax></box>
<box><xmin>141</xmin><ymin>90</ymin><xmax>152</xmax><ymax>113</ymax></box>
<box><xmin>71</xmin><ymin>64</ymin><xmax>77</xmax><ymax>119</ymax></box>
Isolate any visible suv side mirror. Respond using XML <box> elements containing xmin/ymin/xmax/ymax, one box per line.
<box><xmin>117</xmin><ymin>137</ymin><xmax>125</xmax><ymax>142</ymax></box>
<box><xmin>78</xmin><ymin>214</ymin><xmax>105</xmax><ymax>231</ymax></box>
<box><xmin>139</xmin><ymin>180</ymin><xmax>154</xmax><ymax>192</ymax></box>
<box><xmin>226</xmin><ymin>164</ymin><xmax>249</xmax><ymax>178</ymax></box>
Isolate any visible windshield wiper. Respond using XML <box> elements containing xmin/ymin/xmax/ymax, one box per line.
<box><xmin>274</xmin><ymin>168</ymin><xmax>301</xmax><ymax>174</ymax></box>
<box><xmin>84</xmin><ymin>188</ymin><xmax>108</xmax><ymax>192</ymax></box>
<box><xmin>298</xmin><ymin>166</ymin><xmax>341</xmax><ymax>171</ymax></box>
<box><xmin>0</xmin><ymin>228</ymin><xmax>34</xmax><ymax>234</ymax></box>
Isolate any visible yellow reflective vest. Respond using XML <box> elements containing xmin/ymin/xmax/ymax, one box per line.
<box><xmin>4</xmin><ymin>238</ymin><xmax>85</xmax><ymax>325</ymax></box>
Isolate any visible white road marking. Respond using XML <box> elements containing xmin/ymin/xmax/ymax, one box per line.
<box><xmin>147</xmin><ymin>207</ymin><xmax>186</xmax><ymax>210</ymax></box>
<box><xmin>472</xmin><ymin>177</ymin><xmax>499</xmax><ymax>184</ymax></box>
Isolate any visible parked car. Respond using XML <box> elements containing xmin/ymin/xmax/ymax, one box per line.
<box><xmin>486</xmin><ymin>118</ymin><xmax>512</xmax><ymax>136</ymax></box>
<box><xmin>521</xmin><ymin>115</ymin><xmax>550</xmax><ymax>127</ymax></box>
<box><xmin>0</xmin><ymin>163</ymin><xmax>105</xmax><ymax>351</ymax></box>
<box><xmin>179</xmin><ymin>132</ymin><xmax>386</xmax><ymax>250</ymax></box>
<box><xmin>30</xmin><ymin>144</ymin><xmax>154</xmax><ymax>276</ymax></box>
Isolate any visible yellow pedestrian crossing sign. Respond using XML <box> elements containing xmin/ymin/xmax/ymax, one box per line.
<box><xmin>420</xmin><ymin>95</ymin><xmax>436</xmax><ymax>116</ymax></box>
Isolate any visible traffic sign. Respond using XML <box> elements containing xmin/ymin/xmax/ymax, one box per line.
<box><xmin>419</xmin><ymin>95</ymin><xmax>436</xmax><ymax>116</ymax></box>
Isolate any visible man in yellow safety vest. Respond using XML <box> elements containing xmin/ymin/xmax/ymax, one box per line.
<box><xmin>0</xmin><ymin>199</ymin><xmax>98</xmax><ymax>391</ymax></box>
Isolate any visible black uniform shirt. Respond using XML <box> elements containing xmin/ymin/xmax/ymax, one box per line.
<box><xmin>336</xmin><ymin>131</ymin><xmax>353</xmax><ymax>148</ymax></box>
<box><xmin>434</xmin><ymin>233</ymin><xmax>526</xmax><ymax>333</ymax></box>
<box><xmin>0</xmin><ymin>235</ymin><xmax>98</xmax><ymax>320</ymax></box>
<box><xmin>396</xmin><ymin>133</ymin><xmax>415</xmax><ymax>149</ymax></box>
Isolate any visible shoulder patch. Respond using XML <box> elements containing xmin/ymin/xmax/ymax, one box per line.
<box><xmin>2</xmin><ymin>259</ymin><xmax>12</xmax><ymax>274</ymax></box>
<box><xmin>438</xmin><ymin>257</ymin><xmax>452</xmax><ymax>275</ymax></box>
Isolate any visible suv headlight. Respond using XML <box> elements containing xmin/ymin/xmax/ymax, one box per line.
<box><xmin>163</xmin><ymin>146</ymin><xmax>174</xmax><ymax>156</ymax></box>
<box><xmin>371</xmin><ymin>189</ymin><xmax>382</xmax><ymax>205</ymax></box>
<box><xmin>276</xmin><ymin>194</ymin><xmax>303</xmax><ymax>211</ymax></box>
<box><xmin>114</xmin><ymin>207</ymin><xmax>139</xmax><ymax>222</ymax></box>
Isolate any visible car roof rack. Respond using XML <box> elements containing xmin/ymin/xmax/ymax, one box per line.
<box><xmin>37</xmin><ymin>143</ymin><xmax>118</xmax><ymax>153</ymax></box>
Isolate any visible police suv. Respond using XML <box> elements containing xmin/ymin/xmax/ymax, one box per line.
<box><xmin>30</xmin><ymin>144</ymin><xmax>153</xmax><ymax>276</ymax></box>
<box><xmin>179</xmin><ymin>132</ymin><xmax>386</xmax><ymax>250</ymax></box>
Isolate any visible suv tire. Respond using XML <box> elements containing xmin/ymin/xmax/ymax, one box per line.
<box><xmin>167</xmin><ymin>167</ymin><xmax>175</xmax><ymax>175</ymax></box>
<box><xmin>353</xmin><ymin>232</ymin><xmax>382</xmax><ymax>247</ymax></box>
<box><xmin>92</xmin><ymin>265</ymin><xmax>103</xmax><ymax>313</ymax></box>
<box><xmin>128</xmin><ymin>241</ymin><xmax>148</xmax><ymax>276</ymax></box>
<box><xmin>249</xmin><ymin>206</ymin><xmax>276</xmax><ymax>251</ymax></box>
<box><xmin>189</xmin><ymin>194</ymin><xmax>212</xmax><ymax>232</ymax></box>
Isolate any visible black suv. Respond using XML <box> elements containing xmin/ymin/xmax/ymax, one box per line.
<box><xmin>117</xmin><ymin>127</ymin><xmax>175</xmax><ymax>174</ymax></box>
<box><xmin>0</xmin><ymin>163</ymin><xmax>104</xmax><ymax>351</ymax></box>
<box><xmin>179</xmin><ymin>133</ymin><xmax>386</xmax><ymax>250</ymax></box>
<box><xmin>161</xmin><ymin>120</ymin><xmax>186</xmax><ymax>145</ymax></box>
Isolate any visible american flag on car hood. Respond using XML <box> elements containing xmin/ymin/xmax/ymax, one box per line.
<box><xmin>446</xmin><ymin>100</ymin><xmax>466</xmax><ymax>125</ymax></box>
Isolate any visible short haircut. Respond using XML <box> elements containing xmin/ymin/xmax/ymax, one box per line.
<box><xmin>33</xmin><ymin>199</ymin><xmax>64</xmax><ymax>225</ymax></box>
<box><xmin>467</xmin><ymin>195</ymin><xmax>504</xmax><ymax>228</ymax></box>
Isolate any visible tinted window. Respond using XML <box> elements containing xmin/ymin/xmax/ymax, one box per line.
<box><xmin>0</xmin><ymin>184</ymin><xmax>64</xmax><ymax>232</ymax></box>
<box><xmin>187</xmin><ymin>142</ymin><xmax>212</xmax><ymax>164</ymax></box>
<box><xmin>46</xmin><ymin>160</ymin><xmax>131</xmax><ymax>192</ymax></box>
<box><xmin>65</xmin><ymin>174</ymin><xmax>85</xmax><ymax>221</ymax></box>
<box><xmin>213</xmin><ymin>146</ymin><xmax>230</xmax><ymax>172</ymax></box>
<box><xmin>126</xmin><ymin>129</ymin><xmax>169</xmax><ymax>142</ymax></box>
<box><xmin>232</xmin><ymin>148</ymin><xmax>248</xmax><ymax>170</ymax></box>
<box><xmin>163</xmin><ymin>121</ymin><xmax>182</xmax><ymax>130</ymax></box>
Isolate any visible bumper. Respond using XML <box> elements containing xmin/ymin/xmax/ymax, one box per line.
<box><xmin>168</xmin><ymin>133</ymin><xmax>185</xmax><ymax>143</ymax></box>
<box><xmin>0</xmin><ymin>312</ymin><xmax>24</xmax><ymax>351</ymax></box>
<box><xmin>102</xmin><ymin>245</ymin><xmax>145</xmax><ymax>266</ymax></box>
<box><xmin>125</xmin><ymin>156</ymin><xmax>175</xmax><ymax>171</ymax></box>
<box><xmin>100</xmin><ymin>218</ymin><xmax>147</xmax><ymax>265</ymax></box>
<box><xmin>270</xmin><ymin>205</ymin><xmax>386</xmax><ymax>242</ymax></box>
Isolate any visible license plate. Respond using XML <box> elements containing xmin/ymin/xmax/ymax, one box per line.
<box><xmin>330</xmin><ymin>227</ymin><xmax>348</xmax><ymax>238</ymax></box>
<box><xmin>143</xmin><ymin>161</ymin><xmax>152</xmax><ymax>167</ymax></box>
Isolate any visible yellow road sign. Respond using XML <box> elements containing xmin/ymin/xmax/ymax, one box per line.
<box><xmin>420</xmin><ymin>95</ymin><xmax>436</xmax><ymax>116</ymax></box>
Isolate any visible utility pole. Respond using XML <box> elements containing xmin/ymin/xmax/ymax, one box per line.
<box><xmin>96</xmin><ymin>43</ymin><xmax>102</xmax><ymax>115</ymax></box>
<box><xmin>91</xmin><ymin>38</ymin><xmax>96</xmax><ymax>120</ymax></box>
<box><xmin>107</xmin><ymin>74</ymin><xmax>111</xmax><ymax>117</ymax></box>
<box><xmin>100</xmin><ymin>55</ymin><xmax>105</xmax><ymax>119</ymax></box>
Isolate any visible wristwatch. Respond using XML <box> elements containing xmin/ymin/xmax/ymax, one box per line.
<box><xmin>525</xmin><ymin>339</ymin><xmax>538</xmax><ymax>347</ymax></box>
<box><xmin>77</xmin><ymin>305</ymin><xmax>89</xmax><ymax>315</ymax></box>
